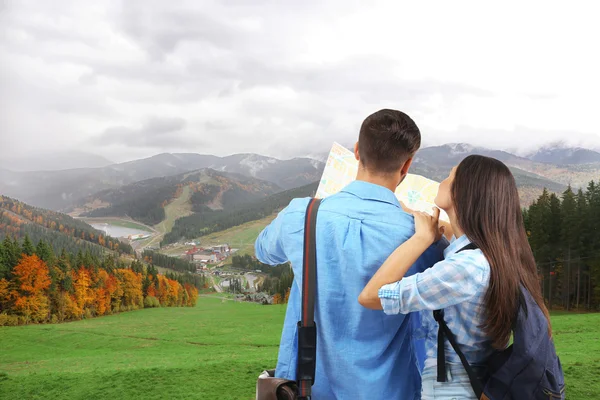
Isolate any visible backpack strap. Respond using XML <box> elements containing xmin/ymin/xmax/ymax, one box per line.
<box><xmin>433</xmin><ymin>310</ymin><xmax>484</xmax><ymax>397</ymax></box>
<box><xmin>433</xmin><ymin>242</ymin><xmax>484</xmax><ymax>398</ymax></box>
<box><xmin>297</xmin><ymin>198</ymin><xmax>321</xmax><ymax>399</ymax></box>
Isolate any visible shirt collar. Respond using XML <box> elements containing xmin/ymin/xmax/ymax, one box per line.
<box><xmin>443</xmin><ymin>234</ymin><xmax>472</xmax><ymax>258</ymax></box>
<box><xmin>340</xmin><ymin>180</ymin><xmax>401</xmax><ymax>208</ymax></box>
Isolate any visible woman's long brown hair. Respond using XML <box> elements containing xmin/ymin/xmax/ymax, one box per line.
<box><xmin>452</xmin><ymin>155</ymin><xmax>551</xmax><ymax>349</ymax></box>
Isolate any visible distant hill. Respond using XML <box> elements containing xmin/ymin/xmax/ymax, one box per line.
<box><xmin>162</xmin><ymin>181</ymin><xmax>318</xmax><ymax>245</ymax></box>
<box><xmin>76</xmin><ymin>169</ymin><xmax>282</xmax><ymax>226</ymax></box>
<box><xmin>0</xmin><ymin>195</ymin><xmax>131</xmax><ymax>256</ymax></box>
<box><xmin>0</xmin><ymin>153</ymin><xmax>324</xmax><ymax>211</ymax></box>
<box><xmin>2</xmin><ymin>143</ymin><xmax>599</xmax><ymax>214</ymax></box>
<box><xmin>410</xmin><ymin>143</ymin><xmax>600</xmax><ymax>202</ymax></box>
<box><xmin>526</xmin><ymin>144</ymin><xmax>600</xmax><ymax>165</ymax></box>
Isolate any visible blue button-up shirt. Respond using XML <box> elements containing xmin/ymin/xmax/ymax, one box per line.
<box><xmin>255</xmin><ymin>181</ymin><xmax>446</xmax><ymax>400</ymax></box>
<box><xmin>379</xmin><ymin>235</ymin><xmax>493</xmax><ymax>369</ymax></box>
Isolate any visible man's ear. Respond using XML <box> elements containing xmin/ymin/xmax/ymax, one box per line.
<box><xmin>400</xmin><ymin>157</ymin><xmax>413</xmax><ymax>176</ymax></box>
<box><xmin>354</xmin><ymin>142</ymin><xmax>360</xmax><ymax>161</ymax></box>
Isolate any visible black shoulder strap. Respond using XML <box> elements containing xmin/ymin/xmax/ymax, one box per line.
<box><xmin>297</xmin><ymin>198</ymin><xmax>321</xmax><ymax>399</ymax></box>
<box><xmin>433</xmin><ymin>242</ymin><xmax>484</xmax><ymax>398</ymax></box>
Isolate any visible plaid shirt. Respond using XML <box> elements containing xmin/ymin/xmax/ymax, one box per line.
<box><xmin>378</xmin><ymin>235</ymin><xmax>494</xmax><ymax>368</ymax></box>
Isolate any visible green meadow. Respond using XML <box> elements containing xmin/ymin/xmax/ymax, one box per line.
<box><xmin>0</xmin><ymin>298</ymin><xmax>598</xmax><ymax>399</ymax></box>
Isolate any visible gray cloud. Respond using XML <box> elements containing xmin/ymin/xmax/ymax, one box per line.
<box><xmin>0</xmin><ymin>0</ymin><xmax>599</xmax><ymax>163</ymax></box>
<box><xmin>93</xmin><ymin>117</ymin><xmax>190</xmax><ymax>147</ymax></box>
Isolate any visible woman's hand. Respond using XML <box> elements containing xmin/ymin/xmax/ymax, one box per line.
<box><xmin>413</xmin><ymin>208</ymin><xmax>445</xmax><ymax>244</ymax></box>
<box><xmin>400</xmin><ymin>201</ymin><xmax>414</xmax><ymax>215</ymax></box>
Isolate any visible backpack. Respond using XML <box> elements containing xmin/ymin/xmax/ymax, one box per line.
<box><xmin>434</xmin><ymin>244</ymin><xmax>566</xmax><ymax>400</ymax></box>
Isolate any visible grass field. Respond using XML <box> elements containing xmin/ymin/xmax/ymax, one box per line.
<box><xmin>139</xmin><ymin>186</ymin><xmax>193</xmax><ymax>249</ymax></box>
<box><xmin>0</xmin><ymin>299</ymin><xmax>598</xmax><ymax>399</ymax></box>
<box><xmin>161</xmin><ymin>214</ymin><xmax>277</xmax><ymax>258</ymax></box>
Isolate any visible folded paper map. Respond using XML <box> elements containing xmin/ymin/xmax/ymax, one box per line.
<box><xmin>315</xmin><ymin>142</ymin><xmax>450</xmax><ymax>222</ymax></box>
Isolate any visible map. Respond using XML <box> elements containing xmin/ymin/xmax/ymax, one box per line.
<box><xmin>315</xmin><ymin>142</ymin><xmax>450</xmax><ymax>222</ymax></box>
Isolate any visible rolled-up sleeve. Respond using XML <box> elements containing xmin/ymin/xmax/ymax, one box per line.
<box><xmin>378</xmin><ymin>251</ymin><xmax>489</xmax><ymax>315</ymax></box>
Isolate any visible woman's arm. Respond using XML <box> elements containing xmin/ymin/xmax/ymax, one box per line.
<box><xmin>358</xmin><ymin>208</ymin><xmax>444</xmax><ymax>310</ymax></box>
<box><xmin>358</xmin><ymin>235</ymin><xmax>431</xmax><ymax>309</ymax></box>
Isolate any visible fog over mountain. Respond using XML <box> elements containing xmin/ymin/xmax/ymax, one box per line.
<box><xmin>1</xmin><ymin>143</ymin><xmax>598</xmax><ymax>212</ymax></box>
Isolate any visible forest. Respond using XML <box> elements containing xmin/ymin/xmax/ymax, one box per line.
<box><xmin>82</xmin><ymin>169</ymin><xmax>280</xmax><ymax>227</ymax></box>
<box><xmin>0</xmin><ymin>235</ymin><xmax>200</xmax><ymax>326</ymax></box>
<box><xmin>0</xmin><ymin>196</ymin><xmax>132</xmax><ymax>254</ymax></box>
<box><xmin>83</xmin><ymin>182</ymin><xmax>176</xmax><ymax>226</ymax></box>
<box><xmin>523</xmin><ymin>180</ymin><xmax>600</xmax><ymax>310</ymax></box>
<box><xmin>162</xmin><ymin>182</ymin><xmax>318</xmax><ymax>245</ymax></box>
<box><xmin>141</xmin><ymin>249</ymin><xmax>198</xmax><ymax>273</ymax></box>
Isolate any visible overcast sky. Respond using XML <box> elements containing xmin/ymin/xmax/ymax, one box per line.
<box><xmin>1</xmin><ymin>0</ymin><xmax>599</xmax><ymax>163</ymax></box>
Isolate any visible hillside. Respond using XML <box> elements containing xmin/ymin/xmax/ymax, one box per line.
<box><xmin>75</xmin><ymin>169</ymin><xmax>282</xmax><ymax>226</ymax></box>
<box><xmin>0</xmin><ymin>298</ymin><xmax>596</xmax><ymax>399</ymax></box>
<box><xmin>413</xmin><ymin>143</ymin><xmax>599</xmax><ymax>192</ymax></box>
<box><xmin>162</xmin><ymin>181</ymin><xmax>318</xmax><ymax>245</ymax></box>
<box><xmin>0</xmin><ymin>153</ymin><xmax>324</xmax><ymax>211</ymax></box>
<box><xmin>527</xmin><ymin>144</ymin><xmax>600</xmax><ymax>165</ymax></box>
<box><xmin>0</xmin><ymin>195</ymin><xmax>132</xmax><ymax>255</ymax></box>
<box><xmin>2</xmin><ymin>143</ymin><xmax>598</xmax><ymax>220</ymax></box>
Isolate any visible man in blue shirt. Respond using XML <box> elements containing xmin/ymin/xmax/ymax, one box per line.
<box><xmin>255</xmin><ymin>109</ymin><xmax>445</xmax><ymax>399</ymax></box>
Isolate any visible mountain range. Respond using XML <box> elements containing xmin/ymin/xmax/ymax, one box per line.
<box><xmin>75</xmin><ymin>169</ymin><xmax>282</xmax><ymax>226</ymax></box>
<box><xmin>0</xmin><ymin>143</ymin><xmax>599</xmax><ymax>215</ymax></box>
<box><xmin>0</xmin><ymin>153</ymin><xmax>323</xmax><ymax>211</ymax></box>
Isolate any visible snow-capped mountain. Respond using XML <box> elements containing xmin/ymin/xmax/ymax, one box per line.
<box><xmin>526</xmin><ymin>143</ymin><xmax>600</xmax><ymax>165</ymax></box>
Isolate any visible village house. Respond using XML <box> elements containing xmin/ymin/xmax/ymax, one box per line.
<box><xmin>193</xmin><ymin>251</ymin><xmax>217</xmax><ymax>263</ymax></box>
<box><xmin>184</xmin><ymin>244</ymin><xmax>231</xmax><ymax>263</ymax></box>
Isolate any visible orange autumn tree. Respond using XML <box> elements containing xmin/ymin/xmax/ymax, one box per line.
<box><xmin>146</xmin><ymin>276</ymin><xmax>157</xmax><ymax>297</ymax></box>
<box><xmin>183</xmin><ymin>283</ymin><xmax>198</xmax><ymax>307</ymax></box>
<box><xmin>12</xmin><ymin>254</ymin><xmax>51</xmax><ymax>322</ymax></box>
<box><xmin>116</xmin><ymin>269</ymin><xmax>143</xmax><ymax>309</ymax></box>
<box><xmin>94</xmin><ymin>269</ymin><xmax>112</xmax><ymax>316</ymax></box>
<box><xmin>72</xmin><ymin>267</ymin><xmax>95</xmax><ymax>317</ymax></box>
<box><xmin>156</xmin><ymin>274</ymin><xmax>171</xmax><ymax>305</ymax></box>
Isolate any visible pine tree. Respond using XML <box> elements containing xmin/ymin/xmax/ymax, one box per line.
<box><xmin>0</xmin><ymin>240</ymin><xmax>7</xmax><ymax>280</ymax></box>
<box><xmin>35</xmin><ymin>239</ymin><xmax>55</xmax><ymax>265</ymax></box>
<box><xmin>585</xmin><ymin>181</ymin><xmax>600</xmax><ymax>308</ymax></box>
<box><xmin>561</xmin><ymin>187</ymin><xmax>577</xmax><ymax>310</ymax></box>
<box><xmin>528</xmin><ymin>190</ymin><xmax>551</xmax><ymax>262</ymax></box>
<box><xmin>575</xmin><ymin>189</ymin><xmax>588</xmax><ymax>309</ymax></box>
<box><xmin>22</xmin><ymin>234</ymin><xmax>35</xmax><ymax>256</ymax></box>
<box><xmin>2</xmin><ymin>236</ymin><xmax>21</xmax><ymax>273</ymax></box>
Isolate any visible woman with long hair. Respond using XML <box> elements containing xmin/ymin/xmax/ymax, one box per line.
<box><xmin>359</xmin><ymin>155</ymin><xmax>551</xmax><ymax>399</ymax></box>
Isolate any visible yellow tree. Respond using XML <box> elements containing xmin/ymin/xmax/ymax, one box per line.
<box><xmin>12</xmin><ymin>254</ymin><xmax>51</xmax><ymax>322</ymax></box>
<box><xmin>116</xmin><ymin>269</ymin><xmax>143</xmax><ymax>309</ymax></box>
<box><xmin>73</xmin><ymin>267</ymin><xmax>95</xmax><ymax>317</ymax></box>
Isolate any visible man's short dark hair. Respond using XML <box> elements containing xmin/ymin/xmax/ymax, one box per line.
<box><xmin>358</xmin><ymin>109</ymin><xmax>421</xmax><ymax>174</ymax></box>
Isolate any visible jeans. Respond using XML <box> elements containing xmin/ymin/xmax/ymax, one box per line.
<box><xmin>421</xmin><ymin>363</ymin><xmax>480</xmax><ymax>400</ymax></box>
